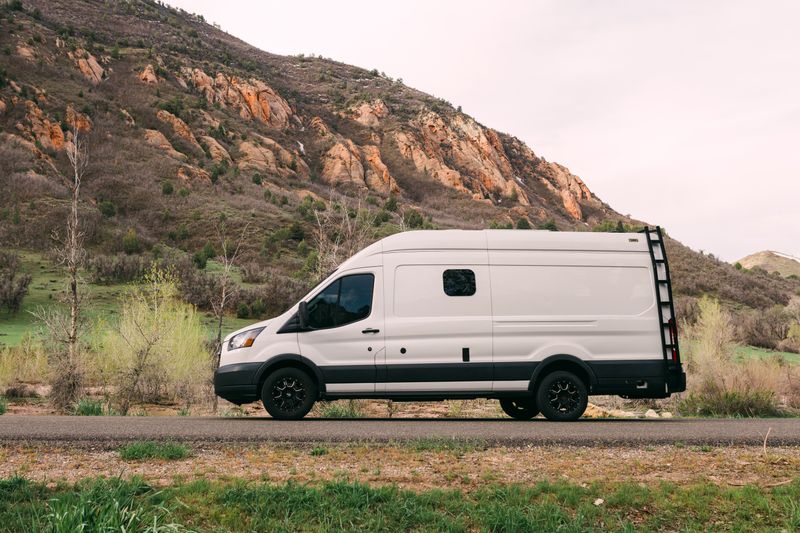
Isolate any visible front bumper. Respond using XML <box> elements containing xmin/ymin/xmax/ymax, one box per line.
<box><xmin>214</xmin><ymin>362</ymin><xmax>262</xmax><ymax>405</ymax></box>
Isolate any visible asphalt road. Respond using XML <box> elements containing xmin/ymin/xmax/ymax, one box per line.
<box><xmin>0</xmin><ymin>416</ymin><xmax>797</xmax><ymax>446</ymax></box>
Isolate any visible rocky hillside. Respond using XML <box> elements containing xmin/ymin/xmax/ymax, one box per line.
<box><xmin>0</xmin><ymin>0</ymin><xmax>797</xmax><ymax>316</ymax></box>
<box><xmin>737</xmin><ymin>251</ymin><xmax>800</xmax><ymax>279</ymax></box>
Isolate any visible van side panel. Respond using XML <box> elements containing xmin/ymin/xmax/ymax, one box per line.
<box><xmin>489</xmin><ymin>249</ymin><xmax>662</xmax><ymax>393</ymax></box>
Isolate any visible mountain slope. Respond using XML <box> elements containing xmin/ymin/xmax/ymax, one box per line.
<box><xmin>737</xmin><ymin>251</ymin><xmax>800</xmax><ymax>278</ymax></box>
<box><xmin>0</xmin><ymin>0</ymin><xmax>797</xmax><ymax>316</ymax></box>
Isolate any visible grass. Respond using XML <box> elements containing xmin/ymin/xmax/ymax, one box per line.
<box><xmin>0</xmin><ymin>396</ymin><xmax>6</xmax><ymax>415</ymax></box>
<box><xmin>118</xmin><ymin>441</ymin><xmax>192</xmax><ymax>461</ymax></box>
<box><xmin>0</xmin><ymin>476</ymin><xmax>798</xmax><ymax>531</ymax></box>
<box><xmin>734</xmin><ymin>344</ymin><xmax>800</xmax><ymax>365</ymax></box>
<box><xmin>70</xmin><ymin>398</ymin><xmax>105</xmax><ymax>416</ymax></box>
<box><xmin>319</xmin><ymin>399</ymin><xmax>364</xmax><ymax>418</ymax></box>
<box><xmin>400</xmin><ymin>437</ymin><xmax>487</xmax><ymax>454</ymax></box>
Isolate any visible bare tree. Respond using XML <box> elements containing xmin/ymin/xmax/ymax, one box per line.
<box><xmin>210</xmin><ymin>217</ymin><xmax>250</xmax><ymax>412</ymax></box>
<box><xmin>311</xmin><ymin>195</ymin><xmax>378</xmax><ymax>283</ymax></box>
<box><xmin>33</xmin><ymin>129</ymin><xmax>88</xmax><ymax>410</ymax></box>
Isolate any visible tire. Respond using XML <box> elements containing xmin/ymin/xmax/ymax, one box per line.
<box><xmin>536</xmin><ymin>370</ymin><xmax>588</xmax><ymax>421</ymax></box>
<box><xmin>261</xmin><ymin>367</ymin><xmax>317</xmax><ymax>420</ymax></box>
<box><xmin>499</xmin><ymin>398</ymin><xmax>539</xmax><ymax>420</ymax></box>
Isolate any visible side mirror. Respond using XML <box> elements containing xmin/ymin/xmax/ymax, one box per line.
<box><xmin>298</xmin><ymin>301</ymin><xmax>308</xmax><ymax>329</ymax></box>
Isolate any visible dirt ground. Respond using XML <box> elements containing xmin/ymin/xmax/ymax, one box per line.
<box><xmin>1</xmin><ymin>443</ymin><xmax>796</xmax><ymax>491</ymax></box>
<box><xmin>3</xmin><ymin>393</ymin><xmax>670</xmax><ymax>419</ymax></box>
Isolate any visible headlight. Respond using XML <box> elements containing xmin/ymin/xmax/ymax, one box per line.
<box><xmin>227</xmin><ymin>327</ymin><xmax>265</xmax><ymax>351</ymax></box>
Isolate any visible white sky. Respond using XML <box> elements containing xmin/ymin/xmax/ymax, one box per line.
<box><xmin>166</xmin><ymin>0</ymin><xmax>799</xmax><ymax>261</ymax></box>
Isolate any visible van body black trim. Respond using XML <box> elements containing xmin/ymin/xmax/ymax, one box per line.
<box><xmin>214</xmin><ymin>356</ymin><xmax>685</xmax><ymax>405</ymax></box>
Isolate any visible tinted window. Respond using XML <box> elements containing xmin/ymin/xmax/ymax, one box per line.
<box><xmin>443</xmin><ymin>269</ymin><xmax>476</xmax><ymax>296</ymax></box>
<box><xmin>306</xmin><ymin>273</ymin><xmax>374</xmax><ymax>329</ymax></box>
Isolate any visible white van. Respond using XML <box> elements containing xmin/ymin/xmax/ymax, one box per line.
<box><xmin>214</xmin><ymin>227</ymin><xmax>685</xmax><ymax>421</ymax></box>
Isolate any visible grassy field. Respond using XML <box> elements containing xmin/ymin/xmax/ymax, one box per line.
<box><xmin>734</xmin><ymin>344</ymin><xmax>800</xmax><ymax>365</ymax></box>
<box><xmin>0</xmin><ymin>251</ymin><xmax>253</xmax><ymax>348</ymax></box>
<box><xmin>0</xmin><ymin>475</ymin><xmax>797</xmax><ymax>532</ymax></box>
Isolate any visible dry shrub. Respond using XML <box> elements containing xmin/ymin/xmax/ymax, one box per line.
<box><xmin>0</xmin><ymin>333</ymin><xmax>48</xmax><ymax>390</ymax></box>
<box><xmin>94</xmin><ymin>269</ymin><xmax>211</xmax><ymax>413</ymax></box>
<box><xmin>679</xmin><ymin>297</ymin><xmax>789</xmax><ymax>417</ymax></box>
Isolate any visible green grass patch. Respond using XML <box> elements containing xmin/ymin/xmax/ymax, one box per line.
<box><xmin>733</xmin><ymin>344</ymin><xmax>800</xmax><ymax>365</ymax></box>
<box><xmin>70</xmin><ymin>398</ymin><xmax>105</xmax><ymax>416</ymax></box>
<box><xmin>0</xmin><ymin>476</ymin><xmax>799</xmax><ymax>531</ymax></box>
<box><xmin>319</xmin><ymin>400</ymin><xmax>364</xmax><ymax>418</ymax></box>
<box><xmin>118</xmin><ymin>441</ymin><xmax>191</xmax><ymax>461</ymax></box>
<box><xmin>400</xmin><ymin>437</ymin><xmax>487</xmax><ymax>454</ymax></box>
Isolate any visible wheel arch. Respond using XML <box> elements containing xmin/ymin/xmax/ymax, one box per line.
<box><xmin>255</xmin><ymin>354</ymin><xmax>325</xmax><ymax>398</ymax></box>
<box><xmin>528</xmin><ymin>354</ymin><xmax>597</xmax><ymax>392</ymax></box>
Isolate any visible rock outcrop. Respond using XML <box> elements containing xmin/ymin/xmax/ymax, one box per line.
<box><xmin>320</xmin><ymin>140</ymin><xmax>399</xmax><ymax>195</ymax></box>
<box><xmin>177</xmin><ymin>165</ymin><xmax>211</xmax><ymax>183</ymax></box>
<box><xmin>346</xmin><ymin>99</ymin><xmax>389</xmax><ymax>128</ymax></box>
<box><xmin>0</xmin><ymin>99</ymin><xmax>6</xmax><ymax>114</ymax></box>
<box><xmin>199</xmin><ymin>136</ymin><xmax>231</xmax><ymax>164</ymax></box>
<box><xmin>16</xmin><ymin>45</ymin><xmax>36</xmax><ymax>61</ymax></box>
<box><xmin>143</xmin><ymin>129</ymin><xmax>186</xmax><ymax>160</ymax></box>
<box><xmin>392</xmin><ymin>110</ymin><xmax>528</xmax><ymax>204</ymax></box>
<box><xmin>66</xmin><ymin>104</ymin><xmax>92</xmax><ymax>132</ymax></box>
<box><xmin>138</xmin><ymin>64</ymin><xmax>158</xmax><ymax>84</ymax></box>
<box><xmin>236</xmin><ymin>134</ymin><xmax>308</xmax><ymax>178</ymax></box>
<box><xmin>503</xmin><ymin>137</ymin><xmax>600</xmax><ymax>220</ymax></box>
<box><xmin>68</xmin><ymin>49</ymin><xmax>105</xmax><ymax>84</ymax></box>
<box><xmin>181</xmin><ymin>67</ymin><xmax>292</xmax><ymax>129</ymax></box>
<box><xmin>17</xmin><ymin>100</ymin><xmax>64</xmax><ymax>151</ymax></box>
<box><xmin>156</xmin><ymin>110</ymin><xmax>202</xmax><ymax>152</ymax></box>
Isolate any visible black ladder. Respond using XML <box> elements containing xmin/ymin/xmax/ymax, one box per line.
<box><xmin>641</xmin><ymin>226</ymin><xmax>681</xmax><ymax>364</ymax></box>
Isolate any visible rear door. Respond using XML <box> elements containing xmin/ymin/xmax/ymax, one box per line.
<box><xmin>298</xmin><ymin>269</ymin><xmax>384</xmax><ymax>394</ymax></box>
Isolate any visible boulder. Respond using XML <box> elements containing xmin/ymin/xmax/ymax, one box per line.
<box><xmin>143</xmin><ymin>129</ymin><xmax>186</xmax><ymax>160</ymax></box>
<box><xmin>138</xmin><ymin>64</ymin><xmax>159</xmax><ymax>84</ymax></box>
<box><xmin>199</xmin><ymin>136</ymin><xmax>231</xmax><ymax>164</ymax></box>
<box><xmin>19</xmin><ymin>100</ymin><xmax>64</xmax><ymax>151</ymax></box>
<box><xmin>66</xmin><ymin>104</ymin><xmax>93</xmax><ymax>132</ymax></box>
<box><xmin>347</xmin><ymin>99</ymin><xmax>389</xmax><ymax>128</ymax></box>
<box><xmin>156</xmin><ymin>109</ymin><xmax>202</xmax><ymax>152</ymax></box>
<box><xmin>69</xmin><ymin>49</ymin><xmax>105</xmax><ymax>84</ymax></box>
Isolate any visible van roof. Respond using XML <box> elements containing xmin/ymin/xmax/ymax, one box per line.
<box><xmin>338</xmin><ymin>229</ymin><xmax>649</xmax><ymax>270</ymax></box>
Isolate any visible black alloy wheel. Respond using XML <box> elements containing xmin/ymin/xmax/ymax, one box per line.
<box><xmin>499</xmin><ymin>398</ymin><xmax>539</xmax><ymax>420</ymax></box>
<box><xmin>536</xmin><ymin>370</ymin><xmax>588</xmax><ymax>421</ymax></box>
<box><xmin>261</xmin><ymin>367</ymin><xmax>317</xmax><ymax>420</ymax></box>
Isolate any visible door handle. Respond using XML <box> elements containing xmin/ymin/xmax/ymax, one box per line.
<box><xmin>361</xmin><ymin>328</ymin><xmax>380</xmax><ymax>334</ymax></box>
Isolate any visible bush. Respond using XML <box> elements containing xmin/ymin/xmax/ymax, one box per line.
<box><xmin>403</xmin><ymin>209</ymin><xmax>424</xmax><ymax>229</ymax></box>
<box><xmin>71</xmin><ymin>398</ymin><xmax>104</xmax><ymax>416</ymax></box>
<box><xmin>0</xmin><ymin>251</ymin><xmax>32</xmax><ymax>314</ymax></box>
<box><xmin>121</xmin><ymin>228</ymin><xmax>141</xmax><ymax>254</ymax></box>
<box><xmin>0</xmin><ymin>397</ymin><xmax>7</xmax><ymax>415</ymax></box>
<box><xmin>678</xmin><ymin>297</ymin><xmax>787</xmax><ymax>417</ymax></box>
<box><xmin>161</xmin><ymin>181</ymin><xmax>174</xmax><ymax>195</ymax></box>
<box><xmin>192</xmin><ymin>251</ymin><xmax>207</xmax><ymax>269</ymax></box>
<box><xmin>88</xmin><ymin>254</ymin><xmax>147</xmax><ymax>284</ymax></box>
<box><xmin>118</xmin><ymin>441</ymin><xmax>191</xmax><ymax>461</ymax></box>
<box><xmin>384</xmin><ymin>195</ymin><xmax>398</xmax><ymax>212</ymax></box>
<box><xmin>97</xmin><ymin>269</ymin><xmax>211</xmax><ymax>414</ymax></box>
<box><xmin>737</xmin><ymin>306</ymin><xmax>792</xmax><ymax>350</ymax></box>
<box><xmin>0</xmin><ymin>334</ymin><xmax>48</xmax><ymax>388</ymax></box>
<box><xmin>515</xmin><ymin>218</ymin><xmax>531</xmax><ymax>229</ymax></box>
<box><xmin>98</xmin><ymin>200</ymin><xmax>116</xmax><ymax>218</ymax></box>
<box><xmin>539</xmin><ymin>218</ymin><xmax>558</xmax><ymax>231</ymax></box>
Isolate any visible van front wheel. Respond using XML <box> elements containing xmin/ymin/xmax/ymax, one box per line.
<box><xmin>499</xmin><ymin>398</ymin><xmax>539</xmax><ymax>420</ymax></box>
<box><xmin>536</xmin><ymin>371</ymin><xmax>588</xmax><ymax>421</ymax></box>
<box><xmin>261</xmin><ymin>367</ymin><xmax>317</xmax><ymax>420</ymax></box>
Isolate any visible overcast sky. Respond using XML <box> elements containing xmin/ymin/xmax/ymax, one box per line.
<box><xmin>166</xmin><ymin>0</ymin><xmax>799</xmax><ymax>261</ymax></box>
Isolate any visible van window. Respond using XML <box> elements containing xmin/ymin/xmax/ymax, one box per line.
<box><xmin>443</xmin><ymin>269</ymin><xmax>476</xmax><ymax>296</ymax></box>
<box><xmin>306</xmin><ymin>273</ymin><xmax>374</xmax><ymax>329</ymax></box>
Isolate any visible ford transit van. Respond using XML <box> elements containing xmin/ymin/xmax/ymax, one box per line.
<box><xmin>214</xmin><ymin>227</ymin><xmax>685</xmax><ymax>421</ymax></box>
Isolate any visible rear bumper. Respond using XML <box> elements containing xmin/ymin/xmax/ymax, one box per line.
<box><xmin>589</xmin><ymin>360</ymin><xmax>686</xmax><ymax>398</ymax></box>
<box><xmin>214</xmin><ymin>362</ymin><xmax>261</xmax><ymax>405</ymax></box>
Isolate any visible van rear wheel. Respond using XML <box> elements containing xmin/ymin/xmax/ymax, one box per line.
<box><xmin>499</xmin><ymin>398</ymin><xmax>539</xmax><ymax>420</ymax></box>
<box><xmin>261</xmin><ymin>367</ymin><xmax>316</xmax><ymax>420</ymax></box>
<box><xmin>536</xmin><ymin>370</ymin><xmax>588</xmax><ymax>421</ymax></box>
